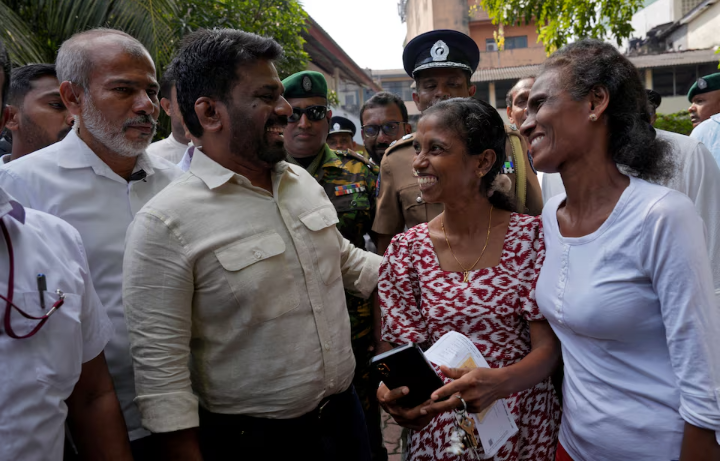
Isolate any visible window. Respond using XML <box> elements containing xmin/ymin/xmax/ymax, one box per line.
<box><xmin>652</xmin><ymin>68</ymin><xmax>674</xmax><ymax>96</ymax></box>
<box><xmin>675</xmin><ymin>65</ymin><xmax>696</xmax><ymax>96</ymax></box>
<box><xmin>504</xmin><ymin>36</ymin><xmax>528</xmax><ymax>50</ymax></box>
<box><xmin>474</xmin><ymin>82</ymin><xmax>490</xmax><ymax>105</ymax></box>
<box><xmin>682</xmin><ymin>0</ymin><xmax>702</xmax><ymax>15</ymax></box>
<box><xmin>383</xmin><ymin>80</ymin><xmax>413</xmax><ymax>101</ymax></box>
<box><xmin>651</xmin><ymin>63</ymin><xmax>720</xmax><ymax>97</ymax></box>
<box><xmin>494</xmin><ymin>80</ymin><xmax>516</xmax><ymax>109</ymax></box>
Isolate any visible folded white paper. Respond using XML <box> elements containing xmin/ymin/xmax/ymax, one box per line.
<box><xmin>424</xmin><ymin>331</ymin><xmax>519</xmax><ymax>459</ymax></box>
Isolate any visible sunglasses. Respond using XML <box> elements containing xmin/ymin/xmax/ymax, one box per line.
<box><xmin>288</xmin><ymin>105</ymin><xmax>328</xmax><ymax>123</ymax></box>
<box><xmin>361</xmin><ymin>121</ymin><xmax>404</xmax><ymax>138</ymax></box>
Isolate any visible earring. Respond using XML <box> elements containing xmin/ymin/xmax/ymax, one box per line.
<box><xmin>477</xmin><ymin>171</ymin><xmax>484</xmax><ymax>178</ymax></box>
<box><xmin>589</xmin><ymin>114</ymin><xmax>597</xmax><ymax>122</ymax></box>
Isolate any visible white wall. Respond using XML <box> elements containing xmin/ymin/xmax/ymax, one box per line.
<box><xmin>687</xmin><ymin>0</ymin><xmax>720</xmax><ymax>49</ymax></box>
<box><xmin>658</xmin><ymin>95</ymin><xmax>691</xmax><ymax>114</ymax></box>
<box><xmin>631</xmin><ymin>0</ymin><xmax>676</xmax><ymax>38</ymax></box>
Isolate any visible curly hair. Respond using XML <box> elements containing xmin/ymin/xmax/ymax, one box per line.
<box><xmin>422</xmin><ymin>98</ymin><xmax>515</xmax><ymax>211</ymax></box>
<box><xmin>540</xmin><ymin>39</ymin><xmax>673</xmax><ymax>182</ymax></box>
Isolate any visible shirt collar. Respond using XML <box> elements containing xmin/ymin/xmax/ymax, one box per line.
<box><xmin>57</xmin><ymin>128</ymin><xmax>159</xmax><ymax>179</ymax></box>
<box><xmin>190</xmin><ymin>148</ymin><xmax>298</xmax><ymax>190</ymax></box>
<box><xmin>0</xmin><ymin>187</ymin><xmax>25</xmax><ymax>224</ymax></box>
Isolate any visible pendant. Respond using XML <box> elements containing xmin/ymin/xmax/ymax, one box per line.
<box><xmin>463</xmin><ymin>271</ymin><xmax>470</xmax><ymax>283</ymax></box>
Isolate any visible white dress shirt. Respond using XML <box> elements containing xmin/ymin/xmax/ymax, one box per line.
<box><xmin>538</xmin><ymin>130</ymin><xmax>720</xmax><ymax>308</ymax></box>
<box><xmin>123</xmin><ymin>149</ymin><xmax>381</xmax><ymax>433</ymax></box>
<box><xmin>0</xmin><ymin>129</ymin><xmax>181</xmax><ymax>441</ymax></box>
<box><xmin>690</xmin><ymin>114</ymin><xmax>720</xmax><ymax>167</ymax></box>
<box><xmin>146</xmin><ymin>132</ymin><xmax>189</xmax><ymax>164</ymax></box>
<box><xmin>538</xmin><ymin>177</ymin><xmax>720</xmax><ymax>460</ymax></box>
<box><xmin>0</xmin><ymin>188</ymin><xmax>113</xmax><ymax>460</ymax></box>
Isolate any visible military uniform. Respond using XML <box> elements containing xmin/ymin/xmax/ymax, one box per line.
<box><xmin>282</xmin><ymin>70</ymin><xmax>385</xmax><ymax>459</ymax></box>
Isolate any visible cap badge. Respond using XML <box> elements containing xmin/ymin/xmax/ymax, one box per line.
<box><xmin>698</xmin><ymin>78</ymin><xmax>708</xmax><ymax>90</ymax></box>
<box><xmin>302</xmin><ymin>75</ymin><xmax>312</xmax><ymax>92</ymax></box>
<box><xmin>430</xmin><ymin>40</ymin><xmax>449</xmax><ymax>62</ymax></box>
<box><xmin>333</xmin><ymin>123</ymin><xmax>340</xmax><ymax>131</ymax></box>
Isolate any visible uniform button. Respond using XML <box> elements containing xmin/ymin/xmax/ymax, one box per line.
<box><xmin>416</xmin><ymin>196</ymin><xmax>423</xmax><ymax>203</ymax></box>
<box><xmin>254</xmin><ymin>250</ymin><xmax>262</xmax><ymax>259</ymax></box>
<box><xmin>350</xmin><ymin>200</ymin><xmax>357</xmax><ymax>207</ymax></box>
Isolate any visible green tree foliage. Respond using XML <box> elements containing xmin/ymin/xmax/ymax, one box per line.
<box><xmin>654</xmin><ymin>111</ymin><xmax>694</xmax><ymax>136</ymax></box>
<box><xmin>472</xmin><ymin>0</ymin><xmax>646</xmax><ymax>55</ymax></box>
<box><xmin>0</xmin><ymin>0</ymin><xmax>309</xmax><ymax>77</ymax></box>
<box><xmin>174</xmin><ymin>0</ymin><xmax>309</xmax><ymax>79</ymax></box>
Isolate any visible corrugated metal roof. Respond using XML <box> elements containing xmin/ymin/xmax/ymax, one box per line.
<box><xmin>471</xmin><ymin>48</ymin><xmax>719</xmax><ymax>82</ymax></box>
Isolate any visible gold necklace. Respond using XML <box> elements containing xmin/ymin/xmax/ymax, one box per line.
<box><xmin>440</xmin><ymin>205</ymin><xmax>493</xmax><ymax>283</ymax></box>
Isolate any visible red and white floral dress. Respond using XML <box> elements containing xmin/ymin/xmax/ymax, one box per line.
<box><xmin>379</xmin><ymin>214</ymin><xmax>560</xmax><ymax>461</ymax></box>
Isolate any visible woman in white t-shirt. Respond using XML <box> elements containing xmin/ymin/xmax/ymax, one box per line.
<box><xmin>521</xmin><ymin>39</ymin><xmax>720</xmax><ymax>460</ymax></box>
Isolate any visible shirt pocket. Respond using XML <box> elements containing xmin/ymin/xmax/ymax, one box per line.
<box><xmin>299</xmin><ymin>205</ymin><xmax>342</xmax><ymax>286</ymax></box>
<box><xmin>21</xmin><ymin>291</ymin><xmax>84</xmax><ymax>396</ymax></box>
<box><xmin>398</xmin><ymin>184</ymin><xmax>428</xmax><ymax>225</ymax></box>
<box><xmin>214</xmin><ymin>231</ymin><xmax>300</xmax><ymax>327</ymax></box>
<box><xmin>331</xmin><ymin>181</ymin><xmax>372</xmax><ymax>213</ymax></box>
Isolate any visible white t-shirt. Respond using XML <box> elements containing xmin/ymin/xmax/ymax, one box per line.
<box><xmin>538</xmin><ymin>130</ymin><xmax>720</xmax><ymax>309</ymax></box>
<box><xmin>537</xmin><ymin>176</ymin><xmax>720</xmax><ymax>460</ymax></box>
<box><xmin>0</xmin><ymin>129</ymin><xmax>182</xmax><ymax>441</ymax></box>
<box><xmin>0</xmin><ymin>188</ymin><xmax>113</xmax><ymax>460</ymax></box>
<box><xmin>146</xmin><ymin>132</ymin><xmax>189</xmax><ymax>164</ymax></box>
<box><xmin>690</xmin><ymin>114</ymin><xmax>720</xmax><ymax>167</ymax></box>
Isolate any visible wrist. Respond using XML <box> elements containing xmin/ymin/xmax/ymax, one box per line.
<box><xmin>492</xmin><ymin>366</ymin><xmax>514</xmax><ymax>400</ymax></box>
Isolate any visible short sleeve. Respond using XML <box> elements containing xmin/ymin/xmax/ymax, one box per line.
<box><xmin>378</xmin><ymin>232</ymin><xmax>428</xmax><ymax>344</ymax></box>
<box><xmin>517</xmin><ymin>216</ymin><xmax>546</xmax><ymax>322</ymax></box>
<box><xmin>72</xmin><ymin>227</ymin><xmax>113</xmax><ymax>363</ymax></box>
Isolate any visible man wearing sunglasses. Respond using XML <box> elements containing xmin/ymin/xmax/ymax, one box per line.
<box><xmin>282</xmin><ymin>70</ymin><xmax>386</xmax><ymax>460</ymax></box>
<box><xmin>359</xmin><ymin>92</ymin><xmax>412</xmax><ymax>165</ymax></box>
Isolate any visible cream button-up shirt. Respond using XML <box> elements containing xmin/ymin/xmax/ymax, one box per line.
<box><xmin>123</xmin><ymin>149</ymin><xmax>381</xmax><ymax>434</ymax></box>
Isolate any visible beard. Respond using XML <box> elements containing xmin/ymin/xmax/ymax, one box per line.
<box><xmin>19</xmin><ymin>113</ymin><xmax>70</xmax><ymax>153</ymax></box>
<box><xmin>80</xmin><ymin>93</ymin><xmax>156</xmax><ymax>158</ymax></box>
<box><xmin>228</xmin><ymin>103</ymin><xmax>287</xmax><ymax>166</ymax></box>
<box><xmin>368</xmin><ymin>142</ymin><xmax>390</xmax><ymax>164</ymax></box>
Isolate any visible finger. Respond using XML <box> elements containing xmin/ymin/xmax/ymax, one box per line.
<box><xmin>439</xmin><ymin>365</ymin><xmax>472</xmax><ymax>380</ymax></box>
<box><xmin>382</xmin><ymin>386</ymin><xmax>410</xmax><ymax>403</ymax></box>
<box><xmin>431</xmin><ymin>377</ymin><xmax>473</xmax><ymax>401</ymax></box>
<box><xmin>376</xmin><ymin>383</ymin><xmax>390</xmax><ymax>402</ymax></box>
<box><xmin>426</xmin><ymin>392</ymin><xmax>464</xmax><ymax>415</ymax></box>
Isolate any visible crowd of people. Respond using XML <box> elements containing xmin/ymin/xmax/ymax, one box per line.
<box><xmin>0</xmin><ymin>22</ymin><xmax>719</xmax><ymax>462</ymax></box>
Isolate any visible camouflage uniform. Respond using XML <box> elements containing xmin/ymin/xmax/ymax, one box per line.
<box><xmin>288</xmin><ymin>144</ymin><xmax>378</xmax><ymax>410</ymax></box>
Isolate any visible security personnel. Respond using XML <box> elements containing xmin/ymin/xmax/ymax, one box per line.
<box><xmin>281</xmin><ymin>71</ymin><xmax>386</xmax><ymax>460</ymax></box>
<box><xmin>373</xmin><ymin>30</ymin><xmax>543</xmax><ymax>257</ymax></box>
<box><xmin>688</xmin><ymin>72</ymin><xmax>720</xmax><ymax>128</ymax></box>
<box><xmin>327</xmin><ymin>116</ymin><xmax>356</xmax><ymax>151</ymax></box>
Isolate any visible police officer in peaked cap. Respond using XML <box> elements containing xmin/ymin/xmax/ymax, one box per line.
<box><xmin>327</xmin><ymin>116</ymin><xmax>357</xmax><ymax>152</ymax></box>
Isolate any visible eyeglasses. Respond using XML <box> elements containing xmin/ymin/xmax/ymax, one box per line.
<box><xmin>361</xmin><ymin>121</ymin><xmax>405</xmax><ymax>138</ymax></box>
<box><xmin>288</xmin><ymin>106</ymin><xmax>328</xmax><ymax>123</ymax></box>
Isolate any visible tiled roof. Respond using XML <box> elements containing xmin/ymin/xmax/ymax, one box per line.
<box><xmin>471</xmin><ymin>48</ymin><xmax>719</xmax><ymax>82</ymax></box>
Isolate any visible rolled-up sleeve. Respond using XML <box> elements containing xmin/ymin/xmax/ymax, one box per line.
<box><xmin>643</xmin><ymin>191</ymin><xmax>720</xmax><ymax>436</ymax></box>
<box><xmin>338</xmin><ymin>229</ymin><xmax>381</xmax><ymax>299</ymax></box>
<box><xmin>123</xmin><ymin>210</ymin><xmax>198</xmax><ymax>433</ymax></box>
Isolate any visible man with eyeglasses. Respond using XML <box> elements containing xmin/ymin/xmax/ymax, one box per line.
<box><xmin>282</xmin><ymin>70</ymin><xmax>386</xmax><ymax>460</ymax></box>
<box><xmin>359</xmin><ymin>91</ymin><xmax>412</xmax><ymax>165</ymax></box>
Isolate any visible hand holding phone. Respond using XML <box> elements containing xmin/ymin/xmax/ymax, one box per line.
<box><xmin>371</xmin><ymin>343</ymin><xmax>444</xmax><ymax>408</ymax></box>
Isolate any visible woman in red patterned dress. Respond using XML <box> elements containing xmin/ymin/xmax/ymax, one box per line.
<box><xmin>376</xmin><ymin>98</ymin><xmax>561</xmax><ymax>460</ymax></box>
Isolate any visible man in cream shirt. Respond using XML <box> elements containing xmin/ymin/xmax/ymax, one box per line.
<box><xmin>123</xmin><ymin>29</ymin><xmax>380</xmax><ymax>461</ymax></box>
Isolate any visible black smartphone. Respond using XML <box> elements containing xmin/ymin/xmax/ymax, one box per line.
<box><xmin>371</xmin><ymin>343</ymin><xmax>444</xmax><ymax>409</ymax></box>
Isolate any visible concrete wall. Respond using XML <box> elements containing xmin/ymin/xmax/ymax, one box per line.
<box><xmin>406</xmin><ymin>0</ymin><xmax>434</xmax><ymax>43</ymax></box>
<box><xmin>432</xmin><ymin>0</ymin><xmax>470</xmax><ymax>34</ymax></box>
<box><xmin>687</xmin><ymin>0</ymin><xmax>720</xmax><ymax>49</ymax></box>
<box><xmin>470</xmin><ymin>22</ymin><xmax>545</xmax><ymax>67</ymax></box>
<box><xmin>631</xmin><ymin>0</ymin><xmax>675</xmax><ymax>37</ymax></box>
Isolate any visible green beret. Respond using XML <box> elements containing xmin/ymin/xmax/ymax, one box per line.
<box><xmin>687</xmin><ymin>72</ymin><xmax>720</xmax><ymax>102</ymax></box>
<box><xmin>282</xmin><ymin>71</ymin><xmax>327</xmax><ymax>99</ymax></box>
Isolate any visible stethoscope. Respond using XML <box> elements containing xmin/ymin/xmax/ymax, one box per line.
<box><xmin>0</xmin><ymin>219</ymin><xmax>65</xmax><ymax>339</ymax></box>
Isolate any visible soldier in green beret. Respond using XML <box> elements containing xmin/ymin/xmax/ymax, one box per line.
<box><xmin>688</xmin><ymin>72</ymin><xmax>720</xmax><ymax>128</ymax></box>
<box><xmin>281</xmin><ymin>70</ymin><xmax>386</xmax><ymax>460</ymax></box>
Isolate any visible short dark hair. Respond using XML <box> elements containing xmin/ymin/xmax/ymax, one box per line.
<box><xmin>0</xmin><ymin>40</ymin><xmax>11</xmax><ymax>108</ymax></box>
<box><xmin>173</xmin><ymin>28</ymin><xmax>284</xmax><ymax>138</ymax></box>
<box><xmin>8</xmin><ymin>64</ymin><xmax>57</xmax><ymax>106</ymax></box>
<box><xmin>505</xmin><ymin>76</ymin><xmax>535</xmax><ymax>108</ymax></box>
<box><xmin>159</xmin><ymin>60</ymin><xmax>176</xmax><ymax>101</ymax></box>
<box><xmin>360</xmin><ymin>92</ymin><xmax>409</xmax><ymax>125</ymax></box>
<box><xmin>541</xmin><ymin>39</ymin><xmax>672</xmax><ymax>183</ymax></box>
<box><xmin>422</xmin><ymin>97</ymin><xmax>514</xmax><ymax>211</ymax></box>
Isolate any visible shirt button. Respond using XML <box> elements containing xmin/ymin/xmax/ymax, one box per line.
<box><xmin>324</xmin><ymin>342</ymin><xmax>331</xmax><ymax>350</ymax></box>
<box><xmin>254</xmin><ymin>250</ymin><xmax>262</xmax><ymax>259</ymax></box>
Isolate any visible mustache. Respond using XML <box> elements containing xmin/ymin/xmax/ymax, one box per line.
<box><xmin>123</xmin><ymin>114</ymin><xmax>157</xmax><ymax>131</ymax></box>
<box><xmin>265</xmin><ymin>115</ymin><xmax>288</xmax><ymax>128</ymax></box>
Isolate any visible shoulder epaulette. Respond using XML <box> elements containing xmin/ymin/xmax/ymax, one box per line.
<box><xmin>385</xmin><ymin>133</ymin><xmax>415</xmax><ymax>157</ymax></box>
<box><xmin>337</xmin><ymin>149</ymin><xmax>377</xmax><ymax>171</ymax></box>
